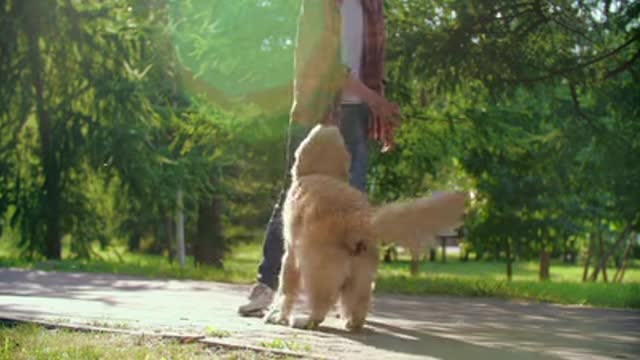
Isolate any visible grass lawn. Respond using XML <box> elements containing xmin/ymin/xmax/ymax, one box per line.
<box><xmin>0</xmin><ymin>323</ymin><xmax>288</xmax><ymax>360</ymax></box>
<box><xmin>1</xmin><ymin>241</ymin><xmax>639</xmax><ymax>309</ymax></box>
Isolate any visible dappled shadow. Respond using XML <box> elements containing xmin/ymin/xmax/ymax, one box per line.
<box><xmin>2</xmin><ymin>268</ymin><xmax>638</xmax><ymax>359</ymax></box>
<box><xmin>318</xmin><ymin>321</ymin><xmax>551</xmax><ymax>360</ymax></box>
<box><xmin>0</xmin><ymin>268</ymin><xmax>219</xmax><ymax>306</ymax></box>
<box><xmin>0</xmin><ymin>268</ymin><xmax>254</xmax><ymax>333</ymax></box>
<box><xmin>258</xmin><ymin>293</ymin><xmax>639</xmax><ymax>359</ymax></box>
<box><xmin>0</xmin><ymin>305</ymin><xmax>129</xmax><ymax>324</ymax></box>
<box><xmin>360</xmin><ymin>294</ymin><xmax>640</xmax><ymax>359</ymax></box>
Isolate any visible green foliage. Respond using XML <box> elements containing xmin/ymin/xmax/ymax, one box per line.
<box><xmin>385</xmin><ymin>0</ymin><xmax>639</xmax><ymax>92</ymax></box>
<box><xmin>0</xmin><ymin>0</ymin><xmax>292</xmax><ymax>262</ymax></box>
<box><xmin>169</xmin><ymin>0</ymin><xmax>299</xmax><ymax>97</ymax></box>
<box><xmin>1</xmin><ymin>0</ymin><xmax>170</xmax><ymax>259</ymax></box>
<box><xmin>1</xmin><ymin>0</ymin><xmax>638</xmax><ymax>278</ymax></box>
<box><xmin>374</xmin><ymin>0</ymin><xmax>640</xmax><ymax>276</ymax></box>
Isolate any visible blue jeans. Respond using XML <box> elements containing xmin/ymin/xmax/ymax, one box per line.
<box><xmin>257</xmin><ymin>103</ymin><xmax>370</xmax><ymax>289</ymax></box>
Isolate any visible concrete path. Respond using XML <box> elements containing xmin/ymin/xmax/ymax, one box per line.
<box><xmin>0</xmin><ymin>268</ymin><xmax>638</xmax><ymax>359</ymax></box>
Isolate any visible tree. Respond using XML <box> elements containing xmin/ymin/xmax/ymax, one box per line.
<box><xmin>0</xmin><ymin>0</ymin><xmax>219</xmax><ymax>259</ymax></box>
<box><xmin>0</xmin><ymin>0</ymin><xmax>303</xmax><ymax>265</ymax></box>
<box><xmin>2</xmin><ymin>0</ymin><xmax>148</xmax><ymax>258</ymax></box>
<box><xmin>376</xmin><ymin>0</ymin><xmax>639</xmax><ymax>280</ymax></box>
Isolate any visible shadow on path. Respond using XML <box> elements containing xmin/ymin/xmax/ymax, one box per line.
<box><xmin>2</xmin><ymin>268</ymin><xmax>639</xmax><ymax>359</ymax></box>
<box><xmin>0</xmin><ymin>268</ymin><xmax>220</xmax><ymax>306</ymax></box>
<box><xmin>366</xmin><ymin>294</ymin><xmax>640</xmax><ymax>359</ymax></box>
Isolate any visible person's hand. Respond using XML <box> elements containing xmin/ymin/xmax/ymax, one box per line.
<box><xmin>369</xmin><ymin>94</ymin><xmax>401</xmax><ymax>125</ymax></box>
<box><xmin>368</xmin><ymin>94</ymin><xmax>401</xmax><ymax>152</ymax></box>
<box><xmin>343</xmin><ymin>74</ymin><xmax>401</xmax><ymax>124</ymax></box>
<box><xmin>380</xmin><ymin>126</ymin><xmax>397</xmax><ymax>153</ymax></box>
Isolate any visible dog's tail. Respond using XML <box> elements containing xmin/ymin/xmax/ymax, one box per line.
<box><xmin>370</xmin><ymin>192</ymin><xmax>467</xmax><ymax>253</ymax></box>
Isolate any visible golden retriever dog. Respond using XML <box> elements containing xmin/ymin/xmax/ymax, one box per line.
<box><xmin>265</xmin><ymin>124</ymin><xmax>466</xmax><ymax>332</ymax></box>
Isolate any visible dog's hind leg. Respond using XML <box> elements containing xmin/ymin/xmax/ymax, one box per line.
<box><xmin>278</xmin><ymin>247</ymin><xmax>301</xmax><ymax>322</ymax></box>
<box><xmin>265</xmin><ymin>247</ymin><xmax>300</xmax><ymax>325</ymax></box>
<box><xmin>340</xmin><ymin>250</ymin><xmax>377</xmax><ymax>332</ymax></box>
<box><xmin>293</xmin><ymin>249</ymin><xmax>346</xmax><ymax>330</ymax></box>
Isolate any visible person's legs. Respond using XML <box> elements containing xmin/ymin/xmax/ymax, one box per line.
<box><xmin>256</xmin><ymin>191</ymin><xmax>286</xmax><ymax>290</ymax></box>
<box><xmin>238</xmin><ymin>122</ymin><xmax>309</xmax><ymax>316</ymax></box>
<box><xmin>339</xmin><ymin>103</ymin><xmax>370</xmax><ymax>193</ymax></box>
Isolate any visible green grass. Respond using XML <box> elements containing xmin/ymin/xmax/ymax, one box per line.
<box><xmin>0</xmin><ymin>323</ymin><xmax>286</xmax><ymax>360</ymax></box>
<box><xmin>380</xmin><ymin>257</ymin><xmax>640</xmax><ymax>283</ymax></box>
<box><xmin>0</xmin><ymin>242</ymin><xmax>261</xmax><ymax>285</ymax></box>
<box><xmin>376</xmin><ymin>272</ymin><xmax>640</xmax><ymax>308</ymax></box>
<box><xmin>378</xmin><ymin>256</ymin><xmax>640</xmax><ymax>309</ymax></box>
<box><xmin>259</xmin><ymin>338</ymin><xmax>312</xmax><ymax>353</ymax></box>
<box><xmin>1</xmin><ymin>241</ymin><xmax>639</xmax><ymax>309</ymax></box>
<box><xmin>206</xmin><ymin>326</ymin><xmax>231</xmax><ymax>338</ymax></box>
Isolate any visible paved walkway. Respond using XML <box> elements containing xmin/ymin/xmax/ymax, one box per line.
<box><xmin>0</xmin><ymin>268</ymin><xmax>638</xmax><ymax>359</ymax></box>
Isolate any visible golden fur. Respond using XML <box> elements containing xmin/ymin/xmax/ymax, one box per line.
<box><xmin>265</xmin><ymin>124</ymin><xmax>466</xmax><ymax>331</ymax></box>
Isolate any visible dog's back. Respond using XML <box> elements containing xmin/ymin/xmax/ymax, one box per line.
<box><xmin>284</xmin><ymin>174</ymin><xmax>373</xmax><ymax>254</ymax></box>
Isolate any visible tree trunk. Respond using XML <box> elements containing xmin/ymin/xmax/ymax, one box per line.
<box><xmin>599</xmin><ymin>230</ymin><xmax>608</xmax><ymax>282</ymax></box>
<box><xmin>616</xmin><ymin>250</ymin><xmax>631</xmax><ymax>283</ymax></box>
<box><xmin>429</xmin><ymin>248</ymin><xmax>436</xmax><ymax>262</ymax></box>
<box><xmin>194</xmin><ymin>194</ymin><xmax>225</xmax><ymax>268</ymax></box>
<box><xmin>460</xmin><ymin>247</ymin><xmax>469</xmax><ymax>262</ymax></box>
<box><xmin>562</xmin><ymin>236</ymin><xmax>570</xmax><ymax>263</ymax></box>
<box><xmin>440</xmin><ymin>237</ymin><xmax>446</xmax><ymax>263</ymax></box>
<box><xmin>590</xmin><ymin>224</ymin><xmax>631</xmax><ymax>282</ymax></box>
<box><xmin>505</xmin><ymin>239</ymin><xmax>512</xmax><ymax>281</ymax></box>
<box><xmin>25</xmin><ymin>10</ymin><xmax>62</xmax><ymax>260</ymax></box>
<box><xmin>383</xmin><ymin>244</ymin><xmax>397</xmax><ymax>263</ymax></box>
<box><xmin>166</xmin><ymin>216</ymin><xmax>175</xmax><ymax>263</ymax></box>
<box><xmin>539</xmin><ymin>249</ymin><xmax>550</xmax><ymax>281</ymax></box>
<box><xmin>613</xmin><ymin>234</ymin><xmax>634</xmax><ymax>283</ymax></box>
<box><xmin>582</xmin><ymin>231</ymin><xmax>595</xmax><ymax>282</ymax></box>
<box><xmin>127</xmin><ymin>229</ymin><xmax>142</xmax><ymax>252</ymax></box>
<box><xmin>410</xmin><ymin>252</ymin><xmax>420</xmax><ymax>276</ymax></box>
<box><xmin>383</xmin><ymin>248</ymin><xmax>393</xmax><ymax>263</ymax></box>
<box><xmin>175</xmin><ymin>190</ymin><xmax>186</xmax><ymax>267</ymax></box>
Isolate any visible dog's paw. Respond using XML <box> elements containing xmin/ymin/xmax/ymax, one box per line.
<box><xmin>291</xmin><ymin>316</ymin><xmax>320</xmax><ymax>330</ymax></box>
<box><xmin>263</xmin><ymin>308</ymin><xmax>279</xmax><ymax>324</ymax></box>
<box><xmin>345</xmin><ymin>319</ymin><xmax>365</xmax><ymax>333</ymax></box>
<box><xmin>263</xmin><ymin>308</ymin><xmax>288</xmax><ymax>326</ymax></box>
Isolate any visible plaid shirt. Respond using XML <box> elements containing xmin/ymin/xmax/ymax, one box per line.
<box><xmin>290</xmin><ymin>0</ymin><xmax>394</xmax><ymax>146</ymax></box>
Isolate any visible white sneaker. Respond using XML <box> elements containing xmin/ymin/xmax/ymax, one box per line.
<box><xmin>238</xmin><ymin>283</ymin><xmax>275</xmax><ymax>317</ymax></box>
